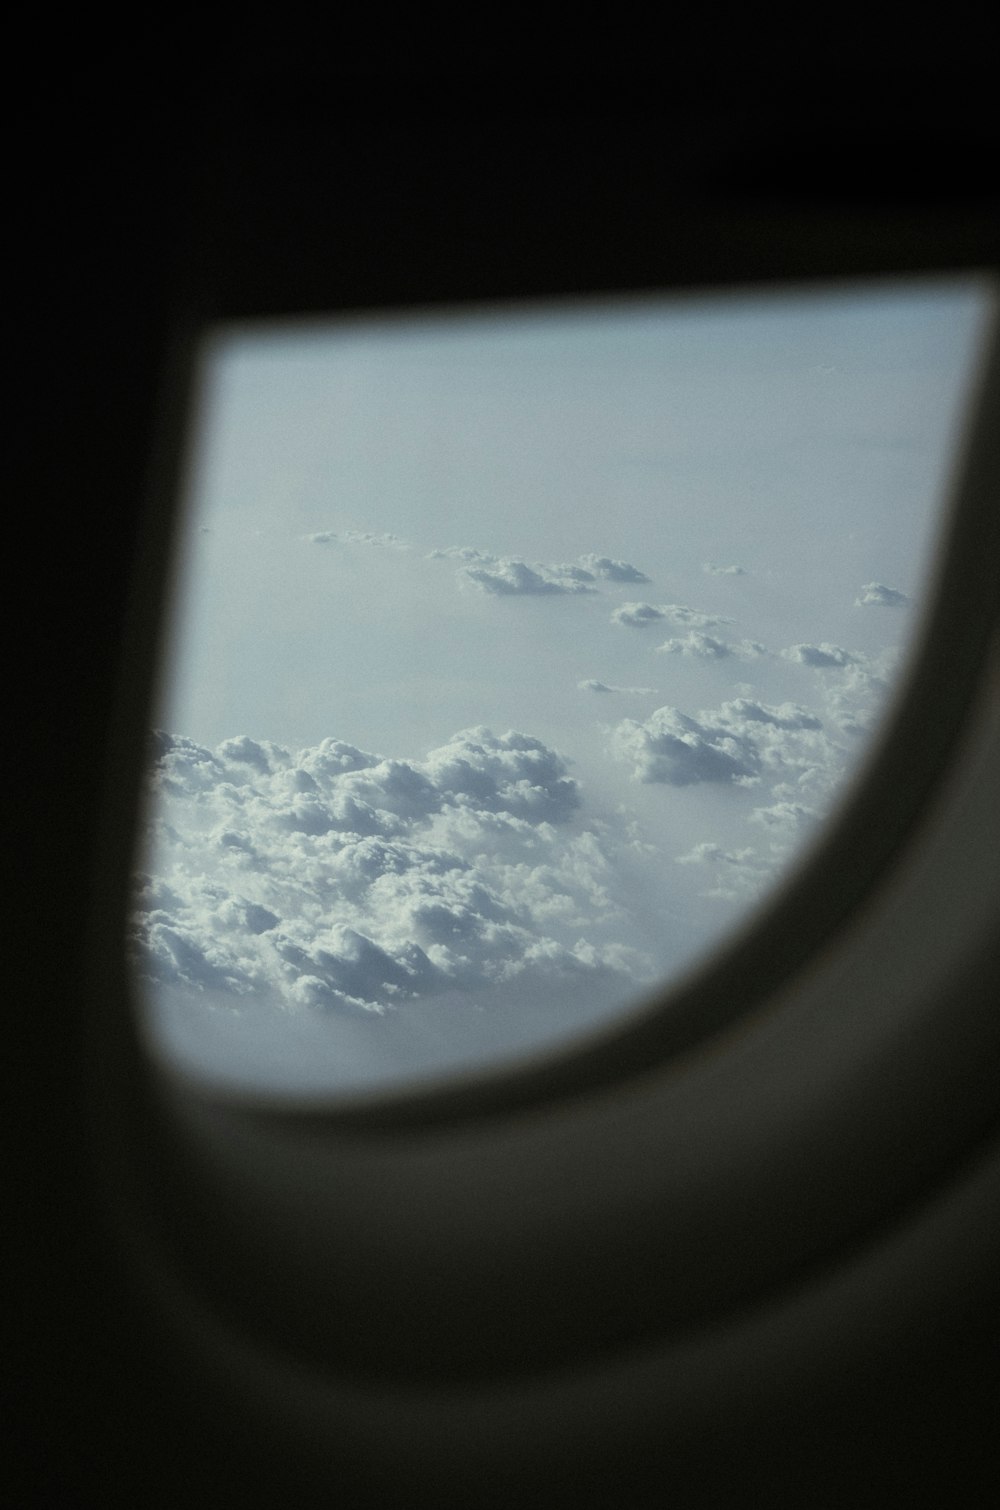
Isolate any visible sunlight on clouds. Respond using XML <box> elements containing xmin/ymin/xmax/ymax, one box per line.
<box><xmin>133</xmin><ymin>727</ymin><xmax>651</xmax><ymax>1021</ymax></box>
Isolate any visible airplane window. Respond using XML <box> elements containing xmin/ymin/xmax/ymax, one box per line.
<box><xmin>130</xmin><ymin>278</ymin><xmax>991</xmax><ymax>1098</ymax></box>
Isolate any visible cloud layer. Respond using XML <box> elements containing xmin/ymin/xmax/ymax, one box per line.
<box><xmin>133</xmin><ymin>726</ymin><xmax>649</xmax><ymax>1021</ymax></box>
<box><xmin>153</xmin><ymin>519</ymin><xmax>916</xmax><ymax>1060</ymax></box>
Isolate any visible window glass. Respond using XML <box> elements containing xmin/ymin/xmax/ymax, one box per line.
<box><xmin>132</xmin><ymin>280</ymin><xmax>989</xmax><ymax>1096</ymax></box>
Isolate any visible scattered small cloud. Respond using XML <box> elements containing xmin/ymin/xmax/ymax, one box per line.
<box><xmin>855</xmin><ymin>582</ymin><xmax>909</xmax><ymax>608</ymax></box>
<box><xmin>578</xmin><ymin>554</ymin><xmax>651</xmax><ymax>584</ymax></box>
<box><xmin>308</xmin><ymin>529</ymin><xmax>410</xmax><ymax>549</ymax></box>
<box><xmin>345</xmin><ymin>530</ymin><xmax>409</xmax><ymax>549</ymax></box>
<box><xmin>429</xmin><ymin>547</ymin><xmax>650</xmax><ymax>598</ymax></box>
<box><xmin>702</xmin><ymin>562</ymin><xmax>747</xmax><ymax>576</ymax></box>
<box><xmin>781</xmin><ymin>642</ymin><xmax>860</xmax><ymax>668</ymax></box>
<box><xmin>464</xmin><ymin>559</ymin><xmax>597</xmax><ymax>596</ymax></box>
<box><xmin>578</xmin><ymin>680</ymin><xmax>656</xmax><ymax>695</ymax></box>
<box><xmin>656</xmin><ymin>632</ymin><xmax>767</xmax><ymax>661</ymax></box>
<box><xmin>612</xmin><ymin>602</ymin><xmax>666</xmax><ymax>628</ymax></box>
<box><xmin>611</xmin><ymin>602</ymin><xmax>735</xmax><ymax>631</ymax></box>
<box><xmin>662</xmin><ymin>604</ymin><xmax>736</xmax><ymax>629</ymax></box>
<box><xmin>426</xmin><ymin>545</ymin><xmax>495</xmax><ymax>563</ymax></box>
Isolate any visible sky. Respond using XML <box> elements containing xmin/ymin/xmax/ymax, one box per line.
<box><xmin>132</xmin><ymin>278</ymin><xmax>990</xmax><ymax>1099</ymax></box>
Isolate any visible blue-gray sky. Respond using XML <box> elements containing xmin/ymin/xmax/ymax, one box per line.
<box><xmin>135</xmin><ymin>279</ymin><xmax>990</xmax><ymax>1097</ymax></box>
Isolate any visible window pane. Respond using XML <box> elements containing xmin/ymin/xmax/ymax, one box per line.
<box><xmin>132</xmin><ymin>280</ymin><xmax>990</xmax><ymax>1097</ymax></box>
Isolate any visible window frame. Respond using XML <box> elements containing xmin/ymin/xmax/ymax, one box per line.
<box><xmin>75</xmin><ymin>96</ymin><xmax>1000</xmax><ymax>1505</ymax></box>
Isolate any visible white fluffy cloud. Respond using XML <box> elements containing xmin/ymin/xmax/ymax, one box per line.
<box><xmin>781</xmin><ymin>642</ymin><xmax>859</xmax><ymax>668</ymax></box>
<box><xmin>855</xmin><ymin>581</ymin><xmax>910</xmax><ymax>608</ymax></box>
<box><xmin>656</xmin><ymin>639</ymin><xmax>904</xmax><ymax>906</ymax></box>
<box><xmin>612</xmin><ymin>698</ymin><xmax>830</xmax><ymax>788</ymax></box>
<box><xmin>464</xmin><ymin>559</ymin><xmax>598</xmax><ymax>596</ymax></box>
<box><xmin>427</xmin><ymin>547</ymin><xmax>651</xmax><ymax>597</ymax></box>
<box><xmin>132</xmin><ymin>726</ymin><xmax>650</xmax><ymax>1020</ymax></box>
<box><xmin>702</xmin><ymin>562</ymin><xmax>747</xmax><ymax>576</ymax></box>
<box><xmin>611</xmin><ymin>602</ymin><xmax>735</xmax><ymax>630</ymax></box>
<box><xmin>611</xmin><ymin>602</ymin><xmax>667</xmax><ymax>628</ymax></box>
<box><xmin>578</xmin><ymin>554</ymin><xmax>651</xmax><ymax>583</ymax></box>
<box><xmin>657</xmin><ymin>632</ymin><xmax>767</xmax><ymax>660</ymax></box>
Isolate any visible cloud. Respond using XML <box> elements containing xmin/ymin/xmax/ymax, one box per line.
<box><xmin>308</xmin><ymin>529</ymin><xmax>410</xmax><ymax>549</ymax></box>
<box><xmin>426</xmin><ymin>545</ymin><xmax>495</xmax><ymax>563</ymax></box>
<box><xmin>611</xmin><ymin>602</ymin><xmax>666</xmax><ymax>628</ymax></box>
<box><xmin>217</xmin><ymin>735</ymin><xmax>293</xmax><ymax>773</ymax></box>
<box><xmin>819</xmin><ymin>651</ymin><xmax>902</xmax><ymax>737</ymax></box>
<box><xmin>720</xmin><ymin>699</ymin><xmax>823</xmax><ymax>732</ymax></box>
<box><xmin>578</xmin><ymin>554</ymin><xmax>651</xmax><ymax>583</ymax></box>
<box><xmin>611</xmin><ymin>602</ymin><xmax>735</xmax><ymax>630</ymax></box>
<box><xmin>656</xmin><ymin>632</ymin><xmax>767</xmax><ymax>661</ymax></box>
<box><xmin>674</xmin><ymin>841</ymin><xmax>772</xmax><ymax>899</ymax></box>
<box><xmin>855</xmin><ymin>582</ymin><xmax>910</xmax><ymax>608</ymax></box>
<box><xmin>749</xmin><ymin>800</ymin><xmax>821</xmax><ymax>831</ymax></box>
<box><xmin>781</xmin><ymin>642</ymin><xmax>859</xmax><ymax>668</ymax></box>
<box><xmin>578</xmin><ymin>680</ymin><xmax>656</xmax><ymax>695</ymax></box>
<box><xmin>132</xmin><ymin>725</ymin><xmax>649</xmax><ymax>1020</ymax></box>
<box><xmin>779</xmin><ymin>644</ymin><xmax>903</xmax><ymax>737</ymax></box>
<box><xmin>345</xmin><ymin>530</ymin><xmax>409</xmax><ymax>549</ymax></box>
<box><xmin>463</xmin><ymin>559</ymin><xmax>598</xmax><ymax>596</ymax></box>
<box><xmin>612</xmin><ymin>698</ymin><xmax>830</xmax><ymax>788</ymax></box>
<box><xmin>429</xmin><ymin>547</ymin><xmax>650</xmax><ymax>597</ymax></box>
<box><xmin>612</xmin><ymin>707</ymin><xmax>761</xmax><ymax>787</ymax></box>
<box><xmin>702</xmin><ymin>562</ymin><xmax>747</xmax><ymax>576</ymax></box>
<box><xmin>660</xmin><ymin>604</ymin><xmax>737</xmax><ymax>629</ymax></box>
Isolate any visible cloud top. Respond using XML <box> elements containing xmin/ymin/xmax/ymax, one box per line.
<box><xmin>612</xmin><ymin>698</ymin><xmax>827</xmax><ymax>788</ymax></box>
<box><xmin>612</xmin><ymin>602</ymin><xmax>735</xmax><ymax>630</ymax></box>
<box><xmin>657</xmin><ymin>632</ymin><xmax>766</xmax><ymax>660</ymax></box>
<box><xmin>427</xmin><ymin>546</ymin><xmax>651</xmax><ymax>597</ymax></box>
<box><xmin>781</xmin><ymin>642</ymin><xmax>859</xmax><ymax>668</ymax></box>
<box><xmin>133</xmin><ymin>725</ymin><xmax>648</xmax><ymax>1022</ymax></box>
<box><xmin>578</xmin><ymin>554</ymin><xmax>651</xmax><ymax>583</ymax></box>
<box><xmin>464</xmin><ymin>558</ymin><xmax>597</xmax><ymax>596</ymax></box>
<box><xmin>855</xmin><ymin>582</ymin><xmax>909</xmax><ymax>608</ymax></box>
